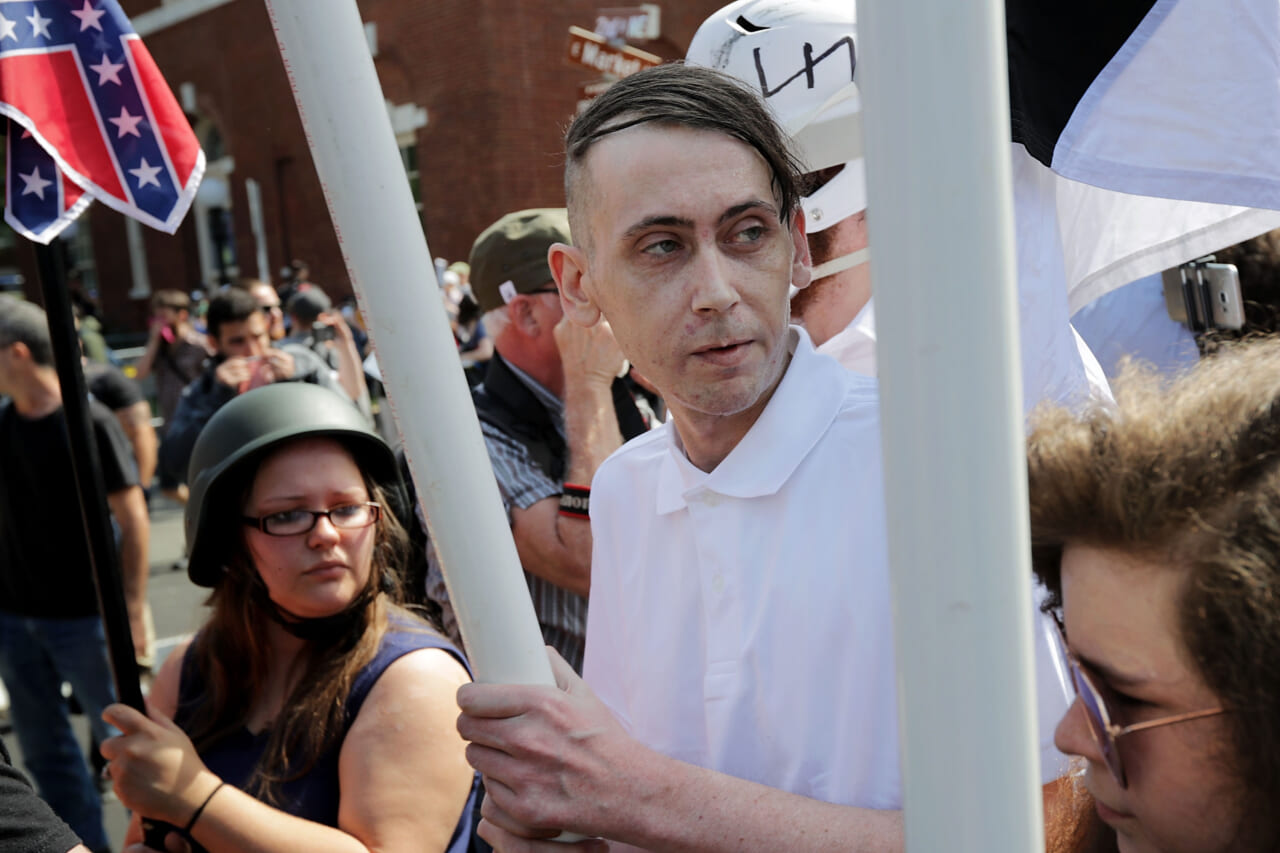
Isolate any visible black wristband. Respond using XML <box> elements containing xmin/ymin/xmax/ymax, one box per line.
<box><xmin>558</xmin><ymin>483</ymin><xmax>590</xmax><ymax>519</ymax></box>
<box><xmin>183</xmin><ymin>781</ymin><xmax>225</xmax><ymax>835</ymax></box>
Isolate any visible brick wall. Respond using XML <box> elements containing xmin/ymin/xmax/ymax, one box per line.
<box><xmin>17</xmin><ymin>0</ymin><xmax>730</xmax><ymax>335</ymax></box>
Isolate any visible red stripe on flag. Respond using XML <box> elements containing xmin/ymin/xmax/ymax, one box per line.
<box><xmin>64</xmin><ymin>176</ymin><xmax>85</xmax><ymax>208</ymax></box>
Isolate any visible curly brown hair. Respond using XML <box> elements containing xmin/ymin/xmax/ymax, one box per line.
<box><xmin>1026</xmin><ymin>339</ymin><xmax>1280</xmax><ymax>849</ymax></box>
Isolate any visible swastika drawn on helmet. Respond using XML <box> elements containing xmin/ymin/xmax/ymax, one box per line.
<box><xmin>752</xmin><ymin>36</ymin><xmax>855</xmax><ymax>99</ymax></box>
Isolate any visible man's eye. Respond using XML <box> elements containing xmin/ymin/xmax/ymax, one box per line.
<box><xmin>642</xmin><ymin>239</ymin><xmax>680</xmax><ymax>256</ymax></box>
<box><xmin>732</xmin><ymin>225</ymin><xmax>765</xmax><ymax>243</ymax></box>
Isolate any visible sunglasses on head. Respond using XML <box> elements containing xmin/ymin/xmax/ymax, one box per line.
<box><xmin>1054</xmin><ymin>618</ymin><xmax>1225</xmax><ymax>788</ymax></box>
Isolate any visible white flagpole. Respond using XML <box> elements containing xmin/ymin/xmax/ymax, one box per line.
<box><xmin>857</xmin><ymin>0</ymin><xmax>1044</xmax><ymax>849</ymax></box>
<box><xmin>262</xmin><ymin>0</ymin><xmax>553</xmax><ymax>687</ymax></box>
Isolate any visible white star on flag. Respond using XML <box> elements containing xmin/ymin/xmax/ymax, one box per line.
<box><xmin>70</xmin><ymin>1</ymin><xmax>105</xmax><ymax>33</ymax></box>
<box><xmin>108</xmin><ymin>106</ymin><xmax>143</xmax><ymax>138</ymax></box>
<box><xmin>129</xmin><ymin>158</ymin><xmax>162</xmax><ymax>189</ymax></box>
<box><xmin>19</xmin><ymin>167</ymin><xmax>52</xmax><ymax>200</ymax></box>
<box><xmin>0</xmin><ymin>12</ymin><xmax>17</xmax><ymax>42</ymax></box>
<box><xmin>26</xmin><ymin>8</ymin><xmax>51</xmax><ymax>38</ymax></box>
<box><xmin>88</xmin><ymin>54</ymin><xmax>124</xmax><ymax>86</ymax></box>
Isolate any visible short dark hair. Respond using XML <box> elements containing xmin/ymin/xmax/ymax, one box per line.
<box><xmin>205</xmin><ymin>287</ymin><xmax>260</xmax><ymax>342</ymax></box>
<box><xmin>0</xmin><ymin>295</ymin><xmax>53</xmax><ymax>366</ymax></box>
<box><xmin>564</xmin><ymin>63</ymin><xmax>805</xmax><ymax>241</ymax></box>
<box><xmin>151</xmin><ymin>289</ymin><xmax>191</xmax><ymax>312</ymax></box>
<box><xmin>286</xmin><ymin>285</ymin><xmax>331</xmax><ymax>324</ymax></box>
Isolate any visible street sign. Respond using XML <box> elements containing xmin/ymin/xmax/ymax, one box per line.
<box><xmin>566</xmin><ymin>25</ymin><xmax>660</xmax><ymax>78</ymax></box>
<box><xmin>594</xmin><ymin>4</ymin><xmax>661</xmax><ymax>42</ymax></box>
<box><xmin>577</xmin><ymin>79</ymin><xmax>615</xmax><ymax>101</ymax></box>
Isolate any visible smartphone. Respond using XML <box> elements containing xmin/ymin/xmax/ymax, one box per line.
<box><xmin>1199</xmin><ymin>262</ymin><xmax>1245</xmax><ymax>331</ymax></box>
<box><xmin>237</xmin><ymin>356</ymin><xmax>270</xmax><ymax>395</ymax></box>
<box><xmin>311</xmin><ymin>322</ymin><xmax>336</xmax><ymax>343</ymax></box>
<box><xmin>1162</xmin><ymin>259</ymin><xmax>1245</xmax><ymax>331</ymax></box>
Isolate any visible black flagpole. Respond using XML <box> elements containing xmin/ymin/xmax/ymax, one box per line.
<box><xmin>32</xmin><ymin>239</ymin><xmax>145</xmax><ymax>713</ymax></box>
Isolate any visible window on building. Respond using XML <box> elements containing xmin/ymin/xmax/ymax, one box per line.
<box><xmin>61</xmin><ymin>215</ymin><xmax>98</xmax><ymax>299</ymax></box>
<box><xmin>400</xmin><ymin>140</ymin><xmax>422</xmax><ymax>213</ymax></box>
<box><xmin>0</xmin><ymin>134</ymin><xmax>14</xmax><ymax>256</ymax></box>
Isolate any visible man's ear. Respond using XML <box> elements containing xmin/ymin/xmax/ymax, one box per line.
<box><xmin>788</xmin><ymin>207</ymin><xmax>813</xmax><ymax>293</ymax></box>
<box><xmin>7</xmin><ymin>341</ymin><xmax>30</xmax><ymax>362</ymax></box>
<box><xmin>507</xmin><ymin>294</ymin><xmax>539</xmax><ymax>335</ymax></box>
<box><xmin>548</xmin><ymin>242</ymin><xmax>602</xmax><ymax>327</ymax></box>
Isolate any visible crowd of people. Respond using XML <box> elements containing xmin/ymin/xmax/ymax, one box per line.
<box><xmin>5</xmin><ymin>2</ymin><xmax>1280</xmax><ymax>853</ymax></box>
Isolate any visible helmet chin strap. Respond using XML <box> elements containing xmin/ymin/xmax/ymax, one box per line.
<box><xmin>790</xmin><ymin>248</ymin><xmax>871</xmax><ymax>300</ymax></box>
<box><xmin>811</xmin><ymin>246</ymin><xmax>870</xmax><ymax>281</ymax></box>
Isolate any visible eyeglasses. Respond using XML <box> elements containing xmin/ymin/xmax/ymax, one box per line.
<box><xmin>242</xmin><ymin>502</ymin><xmax>380</xmax><ymax>536</ymax></box>
<box><xmin>1055</xmin><ymin>620</ymin><xmax>1225</xmax><ymax>788</ymax></box>
<box><xmin>258</xmin><ymin>303</ymin><xmax>283</xmax><ymax>315</ymax></box>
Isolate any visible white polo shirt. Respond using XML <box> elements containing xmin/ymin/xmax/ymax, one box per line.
<box><xmin>584</xmin><ymin>327</ymin><xmax>1069</xmax><ymax>809</ymax></box>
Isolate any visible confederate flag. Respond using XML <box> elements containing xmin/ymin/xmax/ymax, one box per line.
<box><xmin>0</xmin><ymin>0</ymin><xmax>203</xmax><ymax>243</ymax></box>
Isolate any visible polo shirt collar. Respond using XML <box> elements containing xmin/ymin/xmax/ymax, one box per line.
<box><xmin>655</xmin><ymin>326</ymin><xmax>848</xmax><ymax>514</ymax></box>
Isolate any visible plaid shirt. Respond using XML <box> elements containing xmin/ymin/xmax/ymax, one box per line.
<box><xmin>424</xmin><ymin>362</ymin><xmax>587</xmax><ymax>672</ymax></box>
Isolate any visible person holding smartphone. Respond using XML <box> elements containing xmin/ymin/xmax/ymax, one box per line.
<box><xmin>158</xmin><ymin>288</ymin><xmax>352</xmax><ymax>491</ymax></box>
<box><xmin>283</xmin><ymin>286</ymin><xmax>371</xmax><ymax>418</ymax></box>
<box><xmin>135</xmin><ymin>289</ymin><xmax>211</xmax><ymax>436</ymax></box>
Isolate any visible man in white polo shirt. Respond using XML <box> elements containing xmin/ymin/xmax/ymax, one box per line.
<box><xmin>456</xmin><ymin>63</ymin><xmax>1072</xmax><ymax>851</ymax></box>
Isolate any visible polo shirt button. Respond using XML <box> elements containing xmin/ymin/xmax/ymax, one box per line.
<box><xmin>703</xmin><ymin>492</ymin><xmax>722</xmax><ymax>507</ymax></box>
<box><xmin>712</xmin><ymin>574</ymin><xmax>726</xmax><ymax>594</ymax></box>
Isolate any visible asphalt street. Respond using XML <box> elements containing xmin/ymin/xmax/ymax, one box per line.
<box><xmin>1</xmin><ymin>496</ymin><xmax>208</xmax><ymax>851</ymax></box>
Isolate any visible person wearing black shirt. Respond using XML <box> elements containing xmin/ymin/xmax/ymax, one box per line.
<box><xmin>0</xmin><ymin>297</ymin><xmax>150</xmax><ymax>853</ymax></box>
<box><xmin>0</xmin><ymin>738</ymin><xmax>88</xmax><ymax>853</ymax></box>
<box><xmin>84</xmin><ymin>360</ymin><xmax>158</xmax><ymax>501</ymax></box>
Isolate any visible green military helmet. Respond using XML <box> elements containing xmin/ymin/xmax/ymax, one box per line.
<box><xmin>184</xmin><ymin>383</ymin><xmax>401</xmax><ymax>587</ymax></box>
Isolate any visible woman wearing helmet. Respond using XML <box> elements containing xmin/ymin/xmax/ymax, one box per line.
<box><xmin>99</xmin><ymin>383</ymin><xmax>477</xmax><ymax>853</ymax></box>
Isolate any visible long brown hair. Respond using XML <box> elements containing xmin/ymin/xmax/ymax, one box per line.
<box><xmin>1027</xmin><ymin>339</ymin><xmax>1280</xmax><ymax>849</ymax></box>
<box><xmin>179</xmin><ymin>442</ymin><xmax>417</xmax><ymax>804</ymax></box>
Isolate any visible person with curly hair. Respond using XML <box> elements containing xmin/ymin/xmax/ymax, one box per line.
<box><xmin>1028</xmin><ymin>339</ymin><xmax>1280</xmax><ymax>853</ymax></box>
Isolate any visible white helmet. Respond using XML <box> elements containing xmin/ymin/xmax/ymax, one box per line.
<box><xmin>687</xmin><ymin>0</ymin><xmax>866</xmax><ymax>238</ymax></box>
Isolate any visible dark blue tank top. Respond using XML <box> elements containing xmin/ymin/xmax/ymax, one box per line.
<box><xmin>175</xmin><ymin>624</ymin><xmax>478</xmax><ymax>852</ymax></box>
